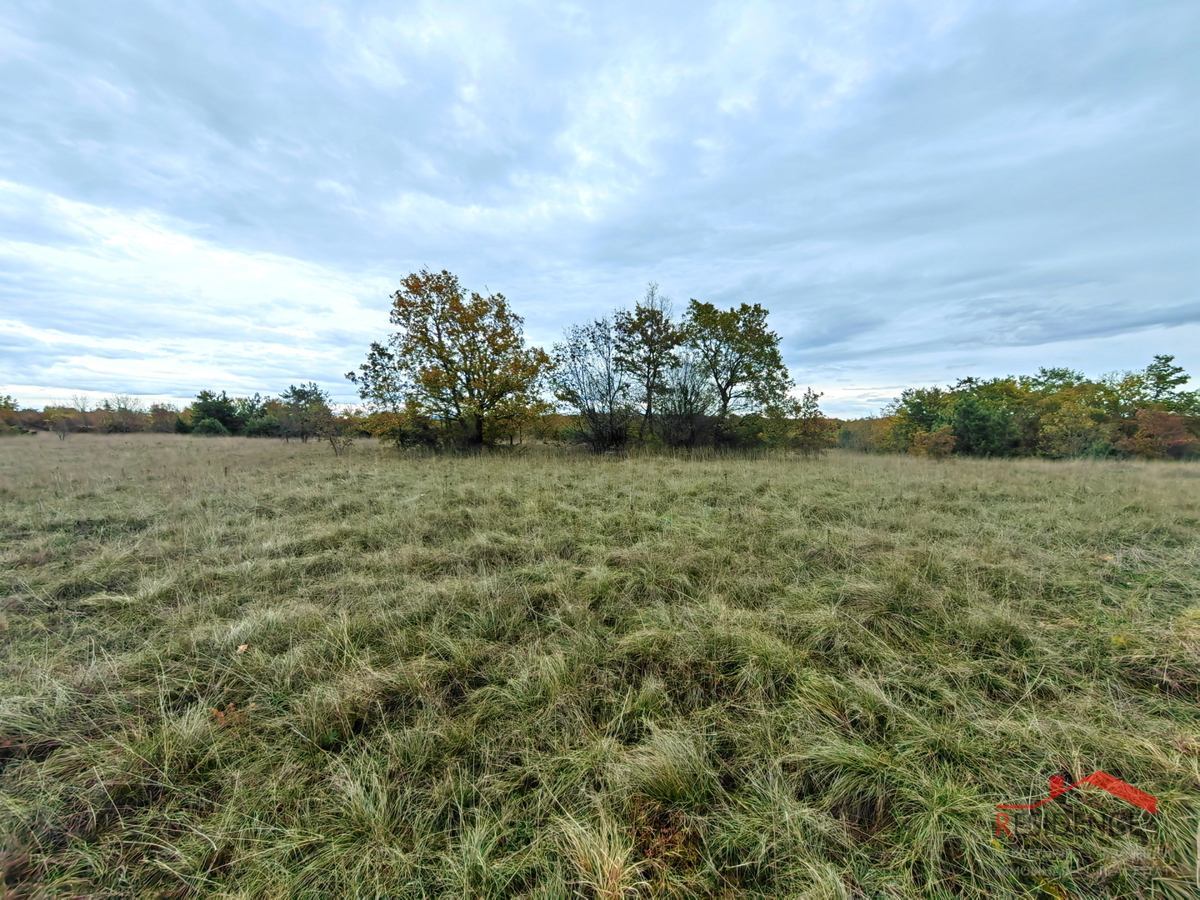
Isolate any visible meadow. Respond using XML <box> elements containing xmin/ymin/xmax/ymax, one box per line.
<box><xmin>1</xmin><ymin>433</ymin><xmax>1198</xmax><ymax>899</ymax></box>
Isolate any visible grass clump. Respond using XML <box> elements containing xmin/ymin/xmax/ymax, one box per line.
<box><xmin>1</xmin><ymin>433</ymin><xmax>1199</xmax><ymax>898</ymax></box>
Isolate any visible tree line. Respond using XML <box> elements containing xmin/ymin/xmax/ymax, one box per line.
<box><xmin>1</xmin><ymin>384</ymin><xmax>356</xmax><ymax>456</ymax></box>
<box><xmin>345</xmin><ymin>269</ymin><xmax>837</xmax><ymax>454</ymax></box>
<box><xmin>838</xmin><ymin>357</ymin><xmax>1200</xmax><ymax>460</ymax></box>
<box><xmin>3</xmin><ymin>268</ymin><xmax>1196</xmax><ymax>459</ymax></box>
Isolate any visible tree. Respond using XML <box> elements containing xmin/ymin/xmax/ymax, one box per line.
<box><xmin>1139</xmin><ymin>354</ymin><xmax>1198</xmax><ymax>414</ymax></box>
<box><xmin>888</xmin><ymin>387</ymin><xmax>952</xmax><ymax>451</ymax></box>
<box><xmin>1022</xmin><ymin>367</ymin><xmax>1087</xmax><ymax>394</ymax></box>
<box><xmin>792</xmin><ymin>388</ymin><xmax>838</xmax><ymax>457</ymax></box>
<box><xmin>347</xmin><ymin>269</ymin><xmax>551</xmax><ymax>448</ymax></box>
<box><xmin>149</xmin><ymin>403</ymin><xmax>182</xmax><ymax>433</ymax></box>
<box><xmin>362</xmin><ymin>401</ymin><xmax>441</xmax><ymax>450</ymax></box>
<box><xmin>614</xmin><ymin>283</ymin><xmax>683</xmax><ymax>441</ymax></box>
<box><xmin>191</xmin><ymin>391</ymin><xmax>243</xmax><ymax>434</ymax></box>
<box><xmin>657</xmin><ymin>351</ymin><xmax>717</xmax><ymax>448</ymax></box>
<box><xmin>758</xmin><ymin>389</ymin><xmax>837</xmax><ymax>456</ymax></box>
<box><xmin>48</xmin><ymin>409</ymin><xmax>73</xmax><ymax>440</ymax></box>
<box><xmin>552</xmin><ymin>317</ymin><xmax>635</xmax><ymax>453</ymax></box>
<box><xmin>96</xmin><ymin>395</ymin><xmax>147</xmax><ymax>433</ymax></box>
<box><xmin>683</xmin><ymin>300</ymin><xmax>792</xmax><ymax>420</ymax></box>
<box><xmin>68</xmin><ymin>395</ymin><xmax>93</xmax><ymax>433</ymax></box>
<box><xmin>323</xmin><ymin>422</ymin><xmax>356</xmax><ymax>458</ymax></box>
<box><xmin>278</xmin><ymin>383</ymin><xmax>333</xmax><ymax>443</ymax></box>
<box><xmin>1117</xmin><ymin>410</ymin><xmax>1200</xmax><ymax>460</ymax></box>
<box><xmin>1144</xmin><ymin>354</ymin><xmax>1190</xmax><ymax>402</ymax></box>
<box><xmin>1038</xmin><ymin>402</ymin><xmax>1110</xmax><ymax>458</ymax></box>
<box><xmin>910</xmin><ymin>426</ymin><xmax>956</xmax><ymax>459</ymax></box>
<box><xmin>941</xmin><ymin>393</ymin><xmax>1016</xmax><ymax>457</ymax></box>
<box><xmin>233</xmin><ymin>394</ymin><xmax>268</xmax><ymax>424</ymax></box>
<box><xmin>0</xmin><ymin>396</ymin><xmax>23</xmax><ymax>435</ymax></box>
<box><xmin>839</xmin><ymin>416</ymin><xmax>897</xmax><ymax>453</ymax></box>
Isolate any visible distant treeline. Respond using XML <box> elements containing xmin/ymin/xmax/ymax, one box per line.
<box><xmin>3</xmin><ymin>268</ymin><xmax>1197</xmax><ymax>460</ymax></box>
<box><xmin>0</xmin><ymin>385</ymin><xmax>358</xmax><ymax>457</ymax></box>
<box><xmin>838</xmin><ymin>356</ymin><xmax>1200</xmax><ymax>460</ymax></box>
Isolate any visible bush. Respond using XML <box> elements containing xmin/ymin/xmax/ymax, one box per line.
<box><xmin>192</xmin><ymin>417</ymin><xmax>231</xmax><ymax>436</ymax></box>
<box><xmin>244</xmin><ymin>415</ymin><xmax>283</xmax><ymax>438</ymax></box>
<box><xmin>1117</xmin><ymin>409</ymin><xmax>1200</xmax><ymax>460</ymax></box>
<box><xmin>910</xmin><ymin>426</ymin><xmax>956</xmax><ymax>459</ymax></box>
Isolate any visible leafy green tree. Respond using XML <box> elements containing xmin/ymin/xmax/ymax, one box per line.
<box><xmin>888</xmin><ymin>387</ymin><xmax>952</xmax><ymax>451</ymax></box>
<box><xmin>1144</xmin><ymin>354</ymin><xmax>1190</xmax><ymax>402</ymax></box>
<box><xmin>940</xmin><ymin>393</ymin><xmax>1016</xmax><ymax>457</ymax></box>
<box><xmin>1141</xmin><ymin>354</ymin><xmax>1198</xmax><ymax>413</ymax></box>
<box><xmin>191</xmin><ymin>391</ymin><xmax>243</xmax><ymax>433</ymax></box>
<box><xmin>683</xmin><ymin>300</ymin><xmax>791</xmax><ymax>420</ymax></box>
<box><xmin>614</xmin><ymin>283</ymin><xmax>683</xmax><ymax>442</ymax></box>
<box><xmin>761</xmin><ymin>388</ymin><xmax>837</xmax><ymax>456</ymax></box>
<box><xmin>234</xmin><ymin>394</ymin><xmax>267</xmax><ymax>424</ymax></box>
<box><xmin>1020</xmin><ymin>367</ymin><xmax>1087</xmax><ymax>394</ymax></box>
<box><xmin>552</xmin><ymin>317</ymin><xmax>635</xmax><ymax>453</ymax></box>
<box><xmin>46</xmin><ymin>406</ymin><xmax>74</xmax><ymax>440</ymax></box>
<box><xmin>792</xmin><ymin>388</ymin><xmax>838</xmax><ymax>457</ymax></box>
<box><xmin>347</xmin><ymin>269</ymin><xmax>551</xmax><ymax>447</ymax></box>
<box><xmin>1038</xmin><ymin>402</ymin><xmax>1111</xmax><ymax>458</ymax></box>
<box><xmin>279</xmin><ymin>383</ymin><xmax>333</xmax><ymax>443</ymax></box>
<box><xmin>362</xmin><ymin>402</ymin><xmax>441</xmax><ymax>450</ymax></box>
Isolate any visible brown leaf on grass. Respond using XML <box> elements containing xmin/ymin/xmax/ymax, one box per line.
<box><xmin>1172</xmin><ymin>736</ymin><xmax>1200</xmax><ymax>756</ymax></box>
<box><xmin>211</xmin><ymin>702</ymin><xmax>254</xmax><ymax>729</ymax></box>
<box><xmin>237</xmin><ymin>644</ymin><xmax>248</xmax><ymax>653</ymax></box>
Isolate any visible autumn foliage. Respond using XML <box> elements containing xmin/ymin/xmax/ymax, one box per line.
<box><xmin>840</xmin><ymin>357</ymin><xmax>1199</xmax><ymax>460</ymax></box>
<box><xmin>347</xmin><ymin>269</ymin><xmax>552</xmax><ymax>448</ymax></box>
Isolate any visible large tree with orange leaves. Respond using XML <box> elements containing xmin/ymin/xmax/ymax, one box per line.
<box><xmin>347</xmin><ymin>269</ymin><xmax>551</xmax><ymax>447</ymax></box>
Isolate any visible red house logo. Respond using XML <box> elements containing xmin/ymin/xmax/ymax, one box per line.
<box><xmin>996</xmin><ymin>771</ymin><xmax>1156</xmax><ymax>836</ymax></box>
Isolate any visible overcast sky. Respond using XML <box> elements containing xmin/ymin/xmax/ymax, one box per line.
<box><xmin>1</xmin><ymin>0</ymin><xmax>1197</xmax><ymax>416</ymax></box>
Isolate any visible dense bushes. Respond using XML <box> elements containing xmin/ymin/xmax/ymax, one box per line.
<box><xmin>192</xmin><ymin>417</ymin><xmax>231</xmax><ymax>436</ymax></box>
<box><xmin>839</xmin><ymin>357</ymin><xmax>1200</xmax><ymax>459</ymax></box>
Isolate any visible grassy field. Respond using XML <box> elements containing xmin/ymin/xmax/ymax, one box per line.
<box><xmin>2</xmin><ymin>433</ymin><xmax>1199</xmax><ymax>899</ymax></box>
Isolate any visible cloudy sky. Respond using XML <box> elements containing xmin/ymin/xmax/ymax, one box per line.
<box><xmin>1</xmin><ymin>0</ymin><xmax>1197</xmax><ymax>416</ymax></box>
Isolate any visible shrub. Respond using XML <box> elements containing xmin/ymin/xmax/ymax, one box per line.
<box><xmin>192</xmin><ymin>417</ymin><xmax>231</xmax><ymax>436</ymax></box>
<box><xmin>243</xmin><ymin>415</ymin><xmax>283</xmax><ymax>438</ymax></box>
<box><xmin>910</xmin><ymin>426</ymin><xmax>955</xmax><ymax>459</ymax></box>
<box><xmin>1117</xmin><ymin>409</ymin><xmax>1200</xmax><ymax>459</ymax></box>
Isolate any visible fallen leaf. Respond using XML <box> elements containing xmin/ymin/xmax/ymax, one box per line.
<box><xmin>237</xmin><ymin>644</ymin><xmax>248</xmax><ymax>653</ymax></box>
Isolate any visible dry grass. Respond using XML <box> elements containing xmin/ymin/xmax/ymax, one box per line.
<box><xmin>1</xmin><ymin>432</ymin><xmax>1199</xmax><ymax>898</ymax></box>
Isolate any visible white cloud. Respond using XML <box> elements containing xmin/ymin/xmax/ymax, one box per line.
<box><xmin>0</xmin><ymin>0</ymin><xmax>1196</xmax><ymax>416</ymax></box>
<box><xmin>0</xmin><ymin>181</ymin><xmax>392</xmax><ymax>401</ymax></box>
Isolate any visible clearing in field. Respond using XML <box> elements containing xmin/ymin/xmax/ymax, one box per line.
<box><xmin>1</xmin><ymin>434</ymin><xmax>1198</xmax><ymax>898</ymax></box>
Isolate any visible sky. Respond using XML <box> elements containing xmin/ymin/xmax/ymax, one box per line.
<box><xmin>1</xmin><ymin>0</ymin><xmax>1197</xmax><ymax>417</ymax></box>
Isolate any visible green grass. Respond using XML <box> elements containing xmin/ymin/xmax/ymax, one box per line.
<box><xmin>1</xmin><ymin>433</ymin><xmax>1199</xmax><ymax>898</ymax></box>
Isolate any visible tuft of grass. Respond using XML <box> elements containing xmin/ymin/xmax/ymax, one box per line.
<box><xmin>1</xmin><ymin>433</ymin><xmax>1199</xmax><ymax>897</ymax></box>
